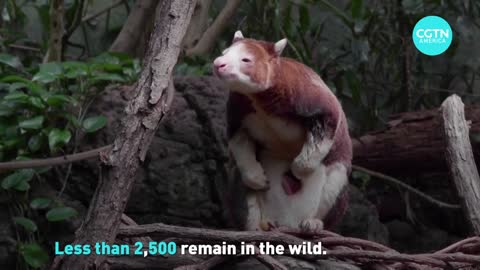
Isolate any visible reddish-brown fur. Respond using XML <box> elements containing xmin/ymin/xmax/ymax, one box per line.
<box><xmin>227</xmin><ymin>39</ymin><xmax>352</xmax><ymax>169</ymax></box>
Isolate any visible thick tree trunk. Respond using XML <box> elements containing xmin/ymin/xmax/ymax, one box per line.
<box><xmin>441</xmin><ymin>95</ymin><xmax>480</xmax><ymax>234</ymax></box>
<box><xmin>43</xmin><ymin>0</ymin><xmax>64</xmax><ymax>62</ymax></box>
<box><xmin>353</xmin><ymin>105</ymin><xmax>480</xmax><ymax>175</ymax></box>
<box><xmin>51</xmin><ymin>1</ymin><xmax>196</xmax><ymax>269</ymax></box>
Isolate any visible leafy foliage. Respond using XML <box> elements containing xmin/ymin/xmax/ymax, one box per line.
<box><xmin>19</xmin><ymin>243</ymin><xmax>49</xmax><ymax>269</ymax></box>
<box><xmin>0</xmin><ymin>52</ymin><xmax>139</xmax><ymax>268</ymax></box>
<box><xmin>46</xmin><ymin>206</ymin><xmax>79</xmax><ymax>222</ymax></box>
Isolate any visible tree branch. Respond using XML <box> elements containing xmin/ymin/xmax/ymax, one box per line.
<box><xmin>109</xmin><ymin>0</ymin><xmax>158</xmax><ymax>55</ymax></box>
<box><xmin>0</xmin><ymin>146</ymin><xmax>111</xmax><ymax>173</ymax></box>
<box><xmin>50</xmin><ymin>1</ymin><xmax>197</xmax><ymax>269</ymax></box>
<box><xmin>174</xmin><ymin>255</ymin><xmax>230</xmax><ymax>270</ymax></box>
<box><xmin>441</xmin><ymin>94</ymin><xmax>480</xmax><ymax>234</ymax></box>
<box><xmin>81</xmin><ymin>0</ymin><xmax>123</xmax><ymax>24</ymax></box>
<box><xmin>182</xmin><ymin>0</ymin><xmax>213</xmax><ymax>52</ymax></box>
<box><xmin>352</xmin><ymin>165</ymin><xmax>461</xmax><ymax>209</ymax></box>
<box><xmin>253</xmin><ymin>246</ymin><xmax>288</xmax><ymax>270</ymax></box>
<box><xmin>116</xmin><ymin>222</ymin><xmax>480</xmax><ymax>269</ymax></box>
<box><xmin>185</xmin><ymin>0</ymin><xmax>242</xmax><ymax>57</ymax></box>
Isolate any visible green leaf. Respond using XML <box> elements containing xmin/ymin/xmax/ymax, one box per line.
<box><xmin>2</xmin><ymin>173</ymin><xmax>23</xmax><ymax>189</ymax></box>
<box><xmin>91</xmin><ymin>73</ymin><xmax>125</xmax><ymax>83</ymax></box>
<box><xmin>4</xmin><ymin>92</ymin><xmax>29</xmax><ymax>102</ymax></box>
<box><xmin>1</xmin><ymin>169</ymin><xmax>35</xmax><ymax>190</ymax></box>
<box><xmin>32</xmin><ymin>62</ymin><xmax>63</xmax><ymax>83</ymax></box>
<box><xmin>20</xmin><ymin>243</ymin><xmax>49</xmax><ymax>268</ymax></box>
<box><xmin>62</xmin><ymin>61</ymin><xmax>88</xmax><ymax>78</ymax></box>
<box><xmin>104</xmin><ymin>52</ymin><xmax>133</xmax><ymax>63</ymax></box>
<box><xmin>46</xmin><ymin>207</ymin><xmax>78</xmax><ymax>221</ymax></box>
<box><xmin>0</xmin><ymin>103</ymin><xmax>14</xmax><ymax>116</ymax></box>
<box><xmin>1</xmin><ymin>76</ymin><xmax>45</xmax><ymax>96</ymax></box>
<box><xmin>91</xmin><ymin>63</ymin><xmax>123</xmax><ymax>72</ymax></box>
<box><xmin>28</xmin><ymin>134</ymin><xmax>44</xmax><ymax>152</ymax></box>
<box><xmin>91</xmin><ymin>52</ymin><xmax>121</xmax><ymax>65</ymax></box>
<box><xmin>30</xmin><ymin>197</ymin><xmax>52</xmax><ymax>209</ymax></box>
<box><xmin>9</xmin><ymin>82</ymin><xmax>27</xmax><ymax>92</ymax></box>
<box><xmin>0</xmin><ymin>53</ymin><xmax>23</xmax><ymax>69</ymax></box>
<box><xmin>3</xmin><ymin>138</ymin><xmax>19</xmax><ymax>149</ymax></box>
<box><xmin>1</xmin><ymin>75</ymin><xmax>31</xmax><ymax>84</ymax></box>
<box><xmin>32</xmin><ymin>73</ymin><xmax>56</xmax><ymax>83</ymax></box>
<box><xmin>14</xmin><ymin>181</ymin><xmax>30</xmax><ymax>191</ymax></box>
<box><xmin>48</xmin><ymin>129</ymin><xmax>71</xmax><ymax>150</ymax></box>
<box><xmin>351</xmin><ymin>0</ymin><xmax>363</xmax><ymax>19</ymax></box>
<box><xmin>13</xmin><ymin>217</ymin><xmax>38</xmax><ymax>232</ymax></box>
<box><xmin>28</xmin><ymin>97</ymin><xmax>45</xmax><ymax>109</ymax></box>
<box><xmin>82</xmin><ymin>116</ymin><xmax>107</xmax><ymax>133</ymax></box>
<box><xmin>19</xmin><ymin>116</ymin><xmax>44</xmax><ymax>130</ymax></box>
<box><xmin>46</xmin><ymin>95</ymin><xmax>71</xmax><ymax>106</ymax></box>
<box><xmin>39</xmin><ymin>62</ymin><xmax>62</xmax><ymax>75</ymax></box>
<box><xmin>65</xmin><ymin>114</ymin><xmax>81</xmax><ymax>128</ymax></box>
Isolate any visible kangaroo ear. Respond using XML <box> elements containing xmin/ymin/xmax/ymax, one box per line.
<box><xmin>274</xmin><ymin>38</ymin><xmax>288</xmax><ymax>56</ymax></box>
<box><xmin>233</xmin><ymin>31</ymin><xmax>244</xmax><ymax>43</ymax></box>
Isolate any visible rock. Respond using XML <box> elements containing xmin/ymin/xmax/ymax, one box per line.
<box><xmin>69</xmin><ymin>77</ymin><xmax>230</xmax><ymax>227</ymax></box>
<box><xmin>335</xmin><ymin>185</ymin><xmax>390</xmax><ymax>245</ymax></box>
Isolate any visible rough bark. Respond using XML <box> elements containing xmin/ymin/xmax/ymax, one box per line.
<box><xmin>353</xmin><ymin>104</ymin><xmax>480</xmax><ymax>175</ymax></box>
<box><xmin>440</xmin><ymin>95</ymin><xmax>480</xmax><ymax>234</ymax></box>
<box><xmin>109</xmin><ymin>0</ymin><xmax>158</xmax><ymax>55</ymax></box>
<box><xmin>51</xmin><ymin>1</ymin><xmax>196</xmax><ymax>269</ymax></box>
<box><xmin>43</xmin><ymin>0</ymin><xmax>64</xmax><ymax>62</ymax></box>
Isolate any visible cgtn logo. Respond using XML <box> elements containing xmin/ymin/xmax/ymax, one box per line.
<box><xmin>412</xmin><ymin>16</ymin><xmax>453</xmax><ymax>56</ymax></box>
<box><xmin>416</xmin><ymin>29</ymin><xmax>450</xmax><ymax>43</ymax></box>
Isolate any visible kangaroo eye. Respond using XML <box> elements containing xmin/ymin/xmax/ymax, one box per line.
<box><xmin>242</xmin><ymin>58</ymin><xmax>251</xmax><ymax>63</ymax></box>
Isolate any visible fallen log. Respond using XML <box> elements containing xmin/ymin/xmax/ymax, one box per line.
<box><xmin>353</xmin><ymin>104</ymin><xmax>480</xmax><ymax>175</ymax></box>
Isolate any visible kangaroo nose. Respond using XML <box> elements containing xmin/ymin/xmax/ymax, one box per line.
<box><xmin>214</xmin><ymin>58</ymin><xmax>227</xmax><ymax>70</ymax></box>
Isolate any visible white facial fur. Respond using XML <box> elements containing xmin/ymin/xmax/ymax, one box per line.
<box><xmin>214</xmin><ymin>43</ymin><xmax>264</xmax><ymax>93</ymax></box>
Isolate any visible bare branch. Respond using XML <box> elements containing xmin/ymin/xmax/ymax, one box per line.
<box><xmin>185</xmin><ymin>0</ymin><xmax>242</xmax><ymax>57</ymax></box>
<box><xmin>81</xmin><ymin>0</ymin><xmax>123</xmax><ymax>24</ymax></box>
<box><xmin>253</xmin><ymin>246</ymin><xmax>288</xmax><ymax>270</ymax></box>
<box><xmin>0</xmin><ymin>145</ymin><xmax>112</xmax><ymax>172</ymax></box>
<box><xmin>109</xmin><ymin>0</ymin><xmax>158</xmax><ymax>55</ymax></box>
<box><xmin>117</xmin><ymin>222</ymin><xmax>480</xmax><ymax>269</ymax></box>
<box><xmin>441</xmin><ymin>94</ymin><xmax>480</xmax><ymax>234</ymax></box>
<box><xmin>174</xmin><ymin>256</ymin><xmax>230</xmax><ymax>270</ymax></box>
<box><xmin>352</xmin><ymin>165</ymin><xmax>461</xmax><ymax>209</ymax></box>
